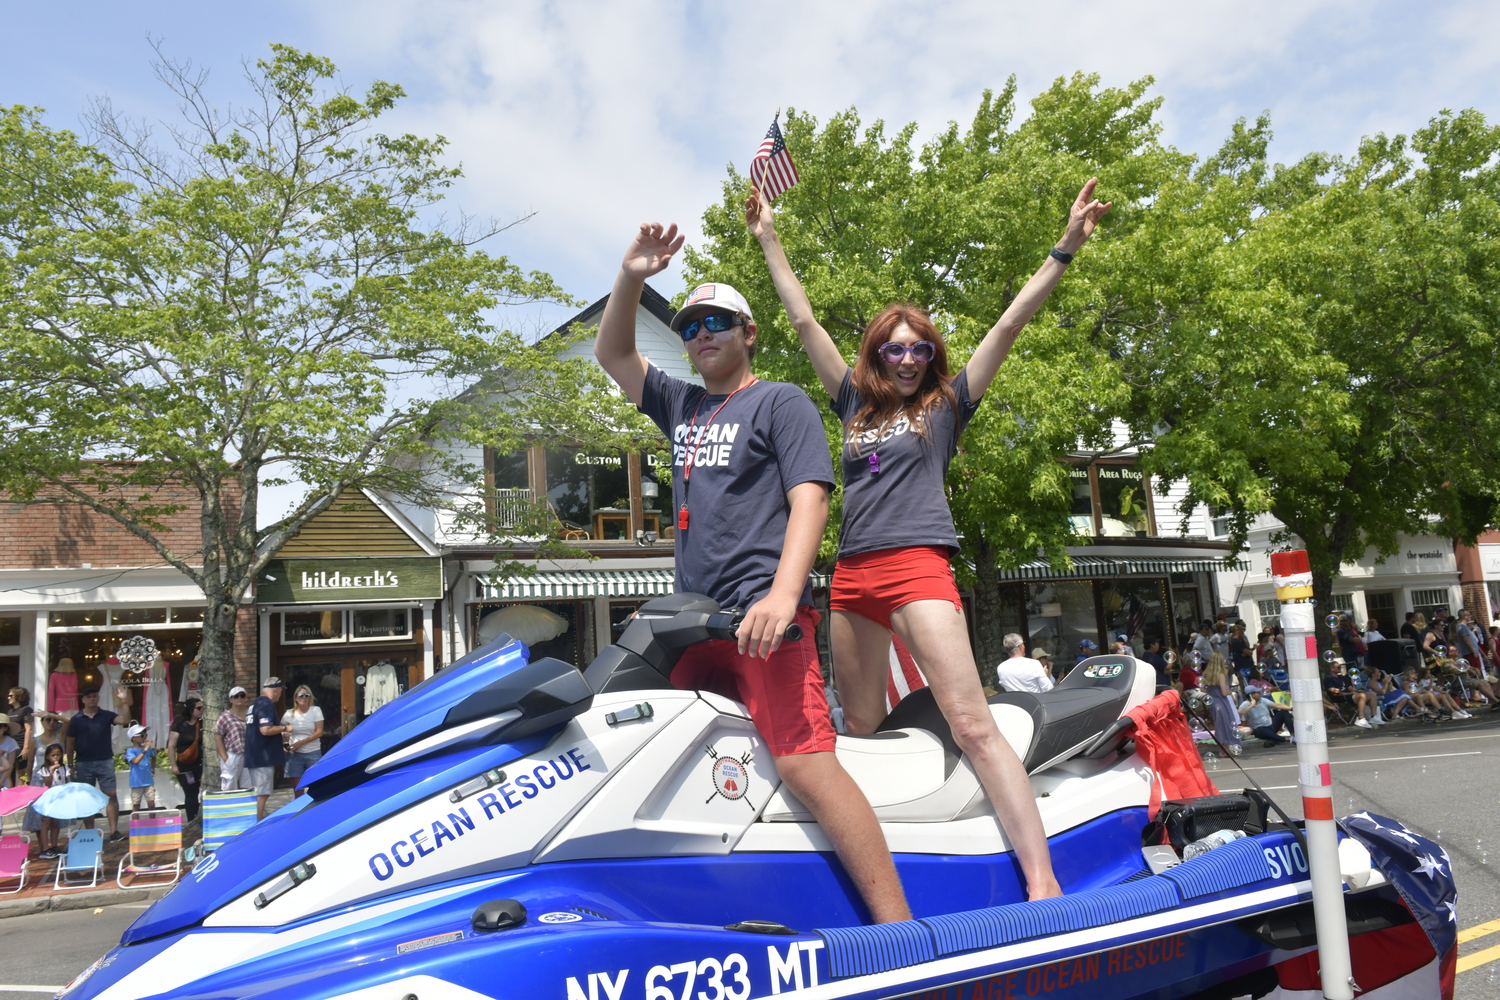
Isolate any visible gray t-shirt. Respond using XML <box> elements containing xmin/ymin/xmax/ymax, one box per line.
<box><xmin>830</xmin><ymin>368</ymin><xmax>980</xmax><ymax>559</ymax></box>
<box><xmin>639</xmin><ymin>366</ymin><xmax>834</xmax><ymax>610</ymax></box>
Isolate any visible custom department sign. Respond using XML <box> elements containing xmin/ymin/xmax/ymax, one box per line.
<box><xmin>258</xmin><ymin>557</ymin><xmax>442</xmax><ymax>603</ymax></box>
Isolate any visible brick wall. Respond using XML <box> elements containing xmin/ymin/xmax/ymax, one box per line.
<box><xmin>0</xmin><ymin>468</ymin><xmax>240</xmax><ymax>570</ymax></box>
<box><xmin>1461</xmin><ymin>581</ymin><xmax>1491</xmax><ymax>624</ymax></box>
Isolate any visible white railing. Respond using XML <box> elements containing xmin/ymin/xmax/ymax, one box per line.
<box><xmin>494</xmin><ymin>488</ymin><xmax>535</xmax><ymax>529</ymax></box>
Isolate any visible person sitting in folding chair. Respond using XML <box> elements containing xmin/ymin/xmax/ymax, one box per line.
<box><xmin>1321</xmin><ymin>660</ymin><xmax>1364</xmax><ymax>726</ymax></box>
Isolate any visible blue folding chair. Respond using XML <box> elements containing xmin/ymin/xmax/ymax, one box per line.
<box><xmin>55</xmin><ymin>828</ymin><xmax>104</xmax><ymax>890</ymax></box>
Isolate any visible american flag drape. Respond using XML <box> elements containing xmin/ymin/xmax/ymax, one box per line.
<box><xmin>750</xmin><ymin>114</ymin><xmax>800</xmax><ymax>201</ymax></box>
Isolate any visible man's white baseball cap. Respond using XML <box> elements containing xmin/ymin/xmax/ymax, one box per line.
<box><xmin>670</xmin><ymin>282</ymin><xmax>755</xmax><ymax>332</ymax></box>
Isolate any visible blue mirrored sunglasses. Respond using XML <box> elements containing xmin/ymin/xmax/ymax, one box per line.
<box><xmin>679</xmin><ymin>312</ymin><xmax>743</xmax><ymax>342</ymax></box>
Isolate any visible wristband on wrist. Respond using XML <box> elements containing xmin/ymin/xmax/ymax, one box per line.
<box><xmin>1049</xmin><ymin>247</ymin><xmax>1074</xmax><ymax>265</ymax></box>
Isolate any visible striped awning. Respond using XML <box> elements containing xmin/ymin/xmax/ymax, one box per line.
<box><xmin>992</xmin><ymin>555</ymin><xmax>1246</xmax><ymax>581</ymax></box>
<box><xmin>477</xmin><ymin>569</ymin><xmax>677</xmax><ymax>600</ymax></box>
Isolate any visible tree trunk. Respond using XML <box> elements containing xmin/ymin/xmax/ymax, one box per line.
<box><xmin>969</xmin><ymin>536</ymin><xmax>1007</xmax><ymax>691</ymax></box>
<box><xmin>197</xmin><ymin>592</ymin><xmax>238</xmax><ymax>794</ymax></box>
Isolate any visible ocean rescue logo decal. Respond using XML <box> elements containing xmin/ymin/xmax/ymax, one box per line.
<box><xmin>366</xmin><ymin>746</ymin><xmax>592</xmax><ymax>881</ymax></box>
<box><xmin>705</xmin><ymin>743</ymin><xmax>755</xmax><ymax>808</ymax></box>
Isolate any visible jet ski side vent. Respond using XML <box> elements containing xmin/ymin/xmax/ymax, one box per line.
<box><xmin>817</xmin><ymin>920</ymin><xmax>938</xmax><ymax>978</ymax></box>
<box><xmin>916</xmin><ymin>878</ymin><xmax>1179</xmax><ymax>957</ymax></box>
<box><xmin>1158</xmin><ymin>834</ymin><xmax>1273</xmax><ymax>899</ymax></box>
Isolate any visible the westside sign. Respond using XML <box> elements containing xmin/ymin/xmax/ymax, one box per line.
<box><xmin>258</xmin><ymin>557</ymin><xmax>443</xmax><ymax>603</ymax></box>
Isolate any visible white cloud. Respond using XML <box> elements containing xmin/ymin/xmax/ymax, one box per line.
<box><xmin>299</xmin><ymin>0</ymin><xmax>1498</xmax><ymax>313</ymax></box>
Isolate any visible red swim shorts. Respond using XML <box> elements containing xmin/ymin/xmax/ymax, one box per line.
<box><xmin>670</xmin><ymin>606</ymin><xmax>834</xmax><ymax>756</ymax></box>
<box><xmin>830</xmin><ymin>545</ymin><xmax>962</xmax><ymax>630</ymax></box>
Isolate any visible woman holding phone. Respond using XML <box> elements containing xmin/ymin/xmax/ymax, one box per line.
<box><xmin>745</xmin><ymin>178</ymin><xmax>1110</xmax><ymax>901</ymax></box>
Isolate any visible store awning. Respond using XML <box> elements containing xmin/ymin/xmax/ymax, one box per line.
<box><xmin>478</xmin><ymin>569</ymin><xmax>677</xmax><ymax>600</ymax></box>
<box><xmin>992</xmin><ymin>555</ymin><xmax>1246</xmax><ymax>581</ymax></box>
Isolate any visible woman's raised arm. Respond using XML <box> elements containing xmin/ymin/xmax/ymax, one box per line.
<box><xmin>966</xmin><ymin>178</ymin><xmax>1112</xmax><ymax>398</ymax></box>
<box><xmin>746</xmin><ymin>193</ymin><xmax>848</xmax><ymax>398</ymax></box>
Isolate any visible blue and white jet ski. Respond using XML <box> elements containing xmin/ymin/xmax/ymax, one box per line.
<box><xmin>63</xmin><ymin>593</ymin><xmax>1452</xmax><ymax>1000</ymax></box>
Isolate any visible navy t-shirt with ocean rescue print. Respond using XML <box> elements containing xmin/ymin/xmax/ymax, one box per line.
<box><xmin>638</xmin><ymin>365</ymin><xmax>834</xmax><ymax>611</ymax></box>
<box><xmin>832</xmin><ymin>367</ymin><xmax>981</xmax><ymax>560</ymax></box>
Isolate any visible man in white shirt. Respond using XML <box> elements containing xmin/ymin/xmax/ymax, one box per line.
<box><xmin>997</xmin><ymin>634</ymin><xmax>1055</xmax><ymax>693</ymax></box>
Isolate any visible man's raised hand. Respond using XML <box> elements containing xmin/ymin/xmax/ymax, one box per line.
<box><xmin>1060</xmin><ymin>177</ymin><xmax>1112</xmax><ymax>253</ymax></box>
<box><xmin>623</xmin><ymin>222</ymin><xmax>685</xmax><ymax>279</ymax></box>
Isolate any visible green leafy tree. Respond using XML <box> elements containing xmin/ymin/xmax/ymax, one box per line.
<box><xmin>684</xmin><ymin>75</ymin><xmax>1185</xmax><ymax>672</ymax></box>
<box><xmin>0</xmin><ymin>46</ymin><xmax>656</xmax><ymax>785</ymax></box>
<box><xmin>1116</xmin><ymin>110</ymin><xmax>1500</xmax><ymax>645</ymax></box>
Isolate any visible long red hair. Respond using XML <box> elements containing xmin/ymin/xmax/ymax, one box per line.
<box><xmin>847</xmin><ymin>304</ymin><xmax>957</xmax><ymax>445</ymax></box>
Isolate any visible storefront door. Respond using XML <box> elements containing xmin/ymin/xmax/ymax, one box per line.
<box><xmin>277</xmin><ymin>655</ymin><xmax>413</xmax><ymax>750</ymax></box>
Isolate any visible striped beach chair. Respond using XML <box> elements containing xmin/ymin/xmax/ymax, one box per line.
<box><xmin>117</xmin><ymin>809</ymin><xmax>183</xmax><ymax>888</ymax></box>
<box><xmin>201</xmin><ymin>789</ymin><xmax>257</xmax><ymax>852</ymax></box>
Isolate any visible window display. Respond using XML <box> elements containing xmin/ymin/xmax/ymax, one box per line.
<box><xmin>352</xmin><ymin>608</ymin><xmax>411</xmax><ymax>641</ymax></box>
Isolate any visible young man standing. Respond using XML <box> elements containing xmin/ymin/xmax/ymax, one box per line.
<box><xmin>595</xmin><ymin>221</ymin><xmax>910</xmax><ymax>924</ymax></box>
<box><xmin>65</xmin><ymin>685</ymin><xmax>132</xmax><ymax>841</ymax></box>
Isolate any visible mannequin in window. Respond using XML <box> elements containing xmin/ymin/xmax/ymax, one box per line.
<box><xmin>48</xmin><ymin>658</ymin><xmax>79</xmax><ymax>716</ymax></box>
<box><xmin>144</xmin><ymin>654</ymin><xmax>173</xmax><ymax>740</ymax></box>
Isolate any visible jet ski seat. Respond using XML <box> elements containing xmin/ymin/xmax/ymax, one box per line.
<box><xmin>877</xmin><ymin>654</ymin><xmax>1139</xmax><ymax>774</ymax></box>
<box><xmin>760</xmin><ymin>655</ymin><xmax>1146</xmax><ymax>824</ymax></box>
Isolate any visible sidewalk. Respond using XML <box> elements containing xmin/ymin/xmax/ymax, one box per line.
<box><xmin>0</xmin><ymin>784</ymin><xmax>297</xmax><ymax>918</ymax></box>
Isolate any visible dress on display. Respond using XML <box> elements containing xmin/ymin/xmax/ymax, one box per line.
<box><xmin>144</xmin><ymin>656</ymin><xmax>173</xmax><ymax>741</ymax></box>
<box><xmin>47</xmin><ymin>670</ymin><xmax>79</xmax><ymax>715</ymax></box>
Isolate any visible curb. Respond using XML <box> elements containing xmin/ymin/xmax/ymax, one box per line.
<box><xmin>0</xmin><ymin>884</ymin><xmax>172</xmax><ymax>919</ymax></box>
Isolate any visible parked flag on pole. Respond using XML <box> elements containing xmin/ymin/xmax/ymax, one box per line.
<box><xmin>750</xmin><ymin>113</ymin><xmax>799</xmax><ymax>202</ymax></box>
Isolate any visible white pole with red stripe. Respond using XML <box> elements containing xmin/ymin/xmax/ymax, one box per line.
<box><xmin>1272</xmin><ymin>551</ymin><xmax>1353</xmax><ymax>1000</ymax></box>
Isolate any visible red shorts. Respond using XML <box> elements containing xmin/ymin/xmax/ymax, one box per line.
<box><xmin>830</xmin><ymin>545</ymin><xmax>962</xmax><ymax>630</ymax></box>
<box><xmin>670</xmin><ymin>606</ymin><xmax>834</xmax><ymax>756</ymax></box>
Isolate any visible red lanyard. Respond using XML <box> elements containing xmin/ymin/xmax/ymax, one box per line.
<box><xmin>678</xmin><ymin>378</ymin><xmax>757</xmax><ymax>531</ymax></box>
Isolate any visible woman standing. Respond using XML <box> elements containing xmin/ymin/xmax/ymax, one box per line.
<box><xmin>747</xmin><ymin>179</ymin><xmax>1110</xmax><ymax>901</ymax></box>
<box><xmin>281</xmin><ymin>686</ymin><xmax>325</xmax><ymax>796</ymax></box>
<box><xmin>1201</xmin><ymin>652</ymin><xmax>1243</xmax><ymax>755</ymax></box>
<box><xmin>168</xmin><ymin>698</ymin><xmax>205</xmax><ymax>822</ymax></box>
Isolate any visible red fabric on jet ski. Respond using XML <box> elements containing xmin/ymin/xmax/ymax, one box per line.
<box><xmin>1125</xmin><ymin>689</ymin><xmax>1218</xmax><ymax>820</ymax></box>
<box><xmin>1268</xmin><ymin>918</ymin><xmax>1444</xmax><ymax>1000</ymax></box>
<box><xmin>886</xmin><ymin>635</ymin><xmax>927</xmax><ymax>709</ymax></box>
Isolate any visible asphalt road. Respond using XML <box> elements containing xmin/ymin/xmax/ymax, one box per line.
<box><xmin>3</xmin><ymin>716</ymin><xmax>1497</xmax><ymax>1000</ymax></box>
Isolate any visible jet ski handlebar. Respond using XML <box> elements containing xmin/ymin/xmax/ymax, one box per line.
<box><xmin>705</xmin><ymin>610</ymin><xmax>803</xmax><ymax>643</ymax></box>
<box><xmin>583</xmin><ymin>593</ymin><xmax>802</xmax><ymax>694</ymax></box>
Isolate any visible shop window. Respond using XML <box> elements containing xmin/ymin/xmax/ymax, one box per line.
<box><xmin>475</xmin><ymin>601</ymin><xmax>586</xmax><ymax>666</ymax></box>
<box><xmin>352</xmin><ymin>608</ymin><xmax>411</xmax><ymax>641</ymax></box>
<box><xmin>1329</xmin><ymin>594</ymin><xmax>1355</xmax><ymax>617</ymax></box>
<box><xmin>609</xmin><ymin>601</ymin><xmax>647</xmax><ymax>638</ymax></box>
<box><xmin>0</xmin><ymin>617</ymin><xmax>19</xmax><ymax>647</ymax></box>
<box><xmin>358</xmin><ymin>657</ymin><xmax>408</xmax><ymax>716</ymax></box>
<box><xmin>546</xmin><ymin>449</ymin><xmax>631</xmax><ymax>532</ymax></box>
<box><xmin>283</xmin><ymin>610</ymin><xmax>347</xmax><ymax>644</ymax></box>
<box><xmin>1068</xmin><ymin>465</ymin><xmax>1094</xmax><ymax>536</ymax></box>
<box><xmin>1411</xmin><ymin>588</ymin><xmax>1451</xmax><ymax>622</ymax></box>
<box><xmin>1099</xmin><ymin>578</ymin><xmax>1169</xmax><ymax>655</ymax></box>
<box><xmin>112</xmin><ymin>607</ymin><xmax>168</xmax><ymax>626</ymax></box>
<box><xmin>1095</xmin><ymin>463</ymin><xmax>1152</xmax><ymax>537</ymax></box>
<box><xmin>1255</xmin><ymin>599</ymin><xmax>1281</xmax><ymax>630</ymax></box>
<box><xmin>1487</xmin><ymin>582</ymin><xmax>1500</xmax><ymax>619</ymax></box>
<box><xmin>1174</xmin><ymin>588</ymin><xmax>1205</xmax><ymax>640</ymax></box>
<box><xmin>49</xmin><ymin>609</ymin><xmax>106</xmax><ymax>628</ymax></box>
<box><xmin>170</xmin><ymin>607</ymin><xmax>205</xmax><ymax>623</ymax></box>
<box><xmin>1026</xmin><ymin>581</ymin><xmax>1099</xmax><ymax>663</ymax></box>
<box><xmin>493</xmin><ymin>449</ymin><xmax>530</xmax><ymax>491</ymax></box>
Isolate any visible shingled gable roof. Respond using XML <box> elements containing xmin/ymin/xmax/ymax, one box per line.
<box><xmin>549</xmin><ymin>281</ymin><xmax>676</xmax><ymax>338</ymax></box>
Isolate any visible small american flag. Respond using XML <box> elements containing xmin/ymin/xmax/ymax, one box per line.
<box><xmin>750</xmin><ymin>113</ymin><xmax>800</xmax><ymax>201</ymax></box>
